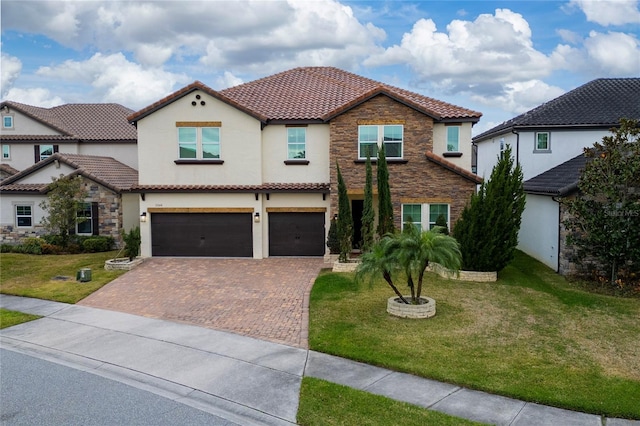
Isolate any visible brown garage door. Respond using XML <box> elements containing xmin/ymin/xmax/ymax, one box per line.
<box><xmin>269</xmin><ymin>212</ymin><xmax>325</xmax><ymax>256</ymax></box>
<box><xmin>151</xmin><ymin>213</ymin><xmax>252</xmax><ymax>257</ymax></box>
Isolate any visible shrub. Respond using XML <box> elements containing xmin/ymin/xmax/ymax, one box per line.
<box><xmin>81</xmin><ymin>236</ymin><xmax>114</xmax><ymax>253</ymax></box>
<box><xmin>326</xmin><ymin>217</ymin><xmax>340</xmax><ymax>254</ymax></box>
<box><xmin>121</xmin><ymin>226</ymin><xmax>141</xmax><ymax>261</ymax></box>
<box><xmin>21</xmin><ymin>238</ymin><xmax>44</xmax><ymax>255</ymax></box>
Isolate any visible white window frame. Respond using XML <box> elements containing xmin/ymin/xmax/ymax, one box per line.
<box><xmin>287</xmin><ymin>127</ymin><xmax>306</xmax><ymax>159</ymax></box>
<box><xmin>2</xmin><ymin>144</ymin><xmax>10</xmax><ymax>159</ymax></box>
<box><xmin>2</xmin><ymin>115</ymin><xmax>14</xmax><ymax>129</ymax></box>
<box><xmin>15</xmin><ymin>204</ymin><xmax>33</xmax><ymax>228</ymax></box>
<box><xmin>401</xmin><ymin>203</ymin><xmax>450</xmax><ymax>231</ymax></box>
<box><xmin>76</xmin><ymin>202</ymin><xmax>93</xmax><ymax>235</ymax></box>
<box><xmin>535</xmin><ymin>132</ymin><xmax>551</xmax><ymax>152</ymax></box>
<box><xmin>358</xmin><ymin>124</ymin><xmax>403</xmax><ymax>159</ymax></box>
<box><xmin>446</xmin><ymin>126</ymin><xmax>460</xmax><ymax>152</ymax></box>
<box><xmin>177</xmin><ymin>127</ymin><xmax>221</xmax><ymax>160</ymax></box>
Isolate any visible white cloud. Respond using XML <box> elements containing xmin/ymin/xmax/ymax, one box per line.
<box><xmin>3</xmin><ymin>87</ymin><xmax>64</xmax><ymax>107</ymax></box>
<box><xmin>36</xmin><ymin>53</ymin><xmax>190</xmax><ymax>109</ymax></box>
<box><xmin>568</xmin><ymin>0</ymin><xmax>640</xmax><ymax>26</ymax></box>
<box><xmin>215</xmin><ymin>72</ymin><xmax>244</xmax><ymax>90</ymax></box>
<box><xmin>552</xmin><ymin>31</ymin><xmax>640</xmax><ymax>76</ymax></box>
<box><xmin>1</xmin><ymin>53</ymin><xmax>22</xmax><ymax>98</ymax></box>
<box><xmin>470</xmin><ymin>80</ymin><xmax>566</xmax><ymax>114</ymax></box>
<box><xmin>366</xmin><ymin>9</ymin><xmax>552</xmax><ymax>89</ymax></box>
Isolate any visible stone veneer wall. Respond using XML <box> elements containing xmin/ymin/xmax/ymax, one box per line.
<box><xmin>329</xmin><ymin>95</ymin><xmax>476</xmax><ymax>229</ymax></box>
<box><xmin>1</xmin><ymin>178</ymin><xmax>123</xmax><ymax>247</ymax></box>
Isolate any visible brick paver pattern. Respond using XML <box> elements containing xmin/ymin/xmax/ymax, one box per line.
<box><xmin>79</xmin><ymin>258</ymin><xmax>326</xmax><ymax>348</ymax></box>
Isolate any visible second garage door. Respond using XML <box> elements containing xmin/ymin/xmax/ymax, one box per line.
<box><xmin>269</xmin><ymin>212</ymin><xmax>325</xmax><ymax>256</ymax></box>
<box><xmin>151</xmin><ymin>213</ymin><xmax>252</xmax><ymax>257</ymax></box>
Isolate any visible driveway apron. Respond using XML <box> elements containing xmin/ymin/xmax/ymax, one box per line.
<box><xmin>79</xmin><ymin>258</ymin><xmax>327</xmax><ymax>348</ymax></box>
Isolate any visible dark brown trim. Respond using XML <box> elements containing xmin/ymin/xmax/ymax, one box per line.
<box><xmin>284</xmin><ymin>160</ymin><xmax>310</xmax><ymax>165</ymax></box>
<box><xmin>443</xmin><ymin>152</ymin><xmax>463</xmax><ymax>158</ymax></box>
<box><xmin>91</xmin><ymin>202</ymin><xmax>99</xmax><ymax>235</ymax></box>
<box><xmin>174</xmin><ymin>159</ymin><xmax>224</xmax><ymax>165</ymax></box>
<box><xmin>148</xmin><ymin>207</ymin><xmax>253</xmax><ymax>213</ymax></box>
<box><xmin>284</xmin><ymin>124</ymin><xmax>308</xmax><ymax>127</ymax></box>
<box><xmin>353</xmin><ymin>159</ymin><xmax>408</xmax><ymax>164</ymax></box>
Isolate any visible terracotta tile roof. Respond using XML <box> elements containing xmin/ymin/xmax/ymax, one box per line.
<box><xmin>474</xmin><ymin>78</ymin><xmax>640</xmax><ymax>141</ymax></box>
<box><xmin>425</xmin><ymin>151</ymin><xmax>483</xmax><ymax>184</ymax></box>
<box><xmin>524</xmin><ymin>154</ymin><xmax>590</xmax><ymax>196</ymax></box>
<box><xmin>128</xmin><ymin>67</ymin><xmax>481</xmax><ymax>124</ymax></box>
<box><xmin>0</xmin><ymin>183</ymin><xmax>47</xmax><ymax>192</ymax></box>
<box><xmin>0</xmin><ymin>153</ymin><xmax>138</xmax><ymax>193</ymax></box>
<box><xmin>130</xmin><ymin>182</ymin><xmax>330</xmax><ymax>192</ymax></box>
<box><xmin>0</xmin><ymin>135</ymin><xmax>77</xmax><ymax>142</ymax></box>
<box><xmin>0</xmin><ymin>163</ymin><xmax>20</xmax><ymax>177</ymax></box>
<box><xmin>0</xmin><ymin>101</ymin><xmax>137</xmax><ymax>141</ymax></box>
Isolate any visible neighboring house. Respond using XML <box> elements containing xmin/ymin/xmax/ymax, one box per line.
<box><xmin>0</xmin><ymin>153</ymin><xmax>139</xmax><ymax>245</ymax></box>
<box><xmin>473</xmin><ymin>78</ymin><xmax>640</xmax><ymax>272</ymax></box>
<box><xmin>0</xmin><ymin>101</ymin><xmax>138</xmax><ymax>172</ymax></box>
<box><xmin>128</xmin><ymin>67</ymin><xmax>482</xmax><ymax>259</ymax></box>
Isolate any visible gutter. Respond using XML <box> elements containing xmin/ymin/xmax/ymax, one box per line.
<box><xmin>511</xmin><ymin>128</ymin><xmax>520</xmax><ymax>164</ymax></box>
<box><xmin>552</xmin><ymin>196</ymin><xmax>562</xmax><ymax>273</ymax></box>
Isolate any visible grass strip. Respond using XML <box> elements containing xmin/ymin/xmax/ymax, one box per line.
<box><xmin>0</xmin><ymin>308</ymin><xmax>42</xmax><ymax>329</ymax></box>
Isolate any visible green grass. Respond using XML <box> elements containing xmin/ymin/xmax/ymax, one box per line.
<box><xmin>297</xmin><ymin>377</ymin><xmax>484</xmax><ymax>426</ymax></box>
<box><xmin>0</xmin><ymin>308</ymin><xmax>42</xmax><ymax>329</ymax></box>
<box><xmin>1</xmin><ymin>251</ymin><xmax>127</xmax><ymax>303</ymax></box>
<box><xmin>309</xmin><ymin>251</ymin><xmax>640</xmax><ymax>419</ymax></box>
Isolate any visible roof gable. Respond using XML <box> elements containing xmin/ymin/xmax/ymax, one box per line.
<box><xmin>424</xmin><ymin>151</ymin><xmax>483</xmax><ymax>184</ymax></box>
<box><xmin>474</xmin><ymin>78</ymin><xmax>640</xmax><ymax>141</ymax></box>
<box><xmin>0</xmin><ymin>101</ymin><xmax>137</xmax><ymax>141</ymax></box>
<box><xmin>0</xmin><ymin>153</ymin><xmax>138</xmax><ymax>193</ymax></box>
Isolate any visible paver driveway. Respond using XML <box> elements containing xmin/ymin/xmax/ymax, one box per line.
<box><xmin>79</xmin><ymin>258</ymin><xmax>327</xmax><ymax>348</ymax></box>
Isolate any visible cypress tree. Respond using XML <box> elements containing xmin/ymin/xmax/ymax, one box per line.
<box><xmin>377</xmin><ymin>144</ymin><xmax>394</xmax><ymax>237</ymax></box>
<box><xmin>453</xmin><ymin>145</ymin><xmax>525</xmax><ymax>271</ymax></box>
<box><xmin>361</xmin><ymin>154</ymin><xmax>375</xmax><ymax>253</ymax></box>
<box><xmin>336</xmin><ymin>163</ymin><xmax>353</xmax><ymax>262</ymax></box>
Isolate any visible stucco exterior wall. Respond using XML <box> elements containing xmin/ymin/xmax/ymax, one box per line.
<box><xmin>1</xmin><ymin>110</ymin><xmax>62</xmax><ymax>135</ymax></box>
<box><xmin>19</xmin><ymin>163</ymin><xmax>76</xmax><ymax>184</ymax></box>
<box><xmin>261</xmin><ymin>124</ymin><xmax>330</xmax><ymax>183</ymax></box>
<box><xmin>518</xmin><ymin>194</ymin><xmax>560</xmax><ymax>271</ymax></box>
<box><xmin>78</xmin><ymin>144</ymin><xmax>138</xmax><ymax>170</ymax></box>
<box><xmin>432</xmin><ymin>122</ymin><xmax>474</xmax><ymax>171</ymax></box>
<box><xmin>135</xmin><ymin>89</ymin><xmax>263</xmax><ymax>186</ymax></box>
<box><xmin>0</xmin><ymin>194</ymin><xmax>48</xmax><ymax>242</ymax></box>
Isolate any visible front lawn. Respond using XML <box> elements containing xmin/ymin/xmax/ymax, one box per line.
<box><xmin>308</xmin><ymin>251</ymin><xmax>640</xmax><ymax>419</ymax></box>
<box><xmin>0</xmin><ymin>308</ymin><xmax>41</xmax><ymax>329</ymax></box>
<box><xmin>0</xmin><ymin>251</ymin><xmax>126</xmax><ymax>303</ymax></box>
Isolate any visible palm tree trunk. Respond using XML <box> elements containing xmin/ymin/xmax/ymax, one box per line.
<box><xmin>415</xmin><ymin>260</ymin><xmax>428</xmax><ymax>300</ymax></box>
<box><xmin>407</xmin><ymin>273</ymin><xmax>416</xmax><ymax>303</ymax></box>
<box><xmin>383</xmin><ymin>270</ymin><xmax>409</xmax><ymax>304</ymax></box>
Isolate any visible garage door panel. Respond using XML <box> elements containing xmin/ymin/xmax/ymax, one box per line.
<box><xmin>269</xmin><ymin>213</ymin><xmax>325</xmax><ymax>256</ymax></box>
<box><xmin>151</xmin><ymin>213</ymin><xmax>252</xmax><ymax>257</ymax></box>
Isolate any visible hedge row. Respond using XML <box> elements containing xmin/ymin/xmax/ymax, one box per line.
<box><xmin>1</xmin><ymin>235</ymin><xmax>115</xmax><ymax>255</ymax></box>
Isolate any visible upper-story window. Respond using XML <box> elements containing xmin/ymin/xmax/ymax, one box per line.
<box><xmin>178</xmin><ymin>127</ymin><xmax>220</xmax><ymax>159</ymax></box>
<box><xmin>446</xmin><ymin>126</ymin><xmax>460</xmax><ymax>152</ymax></box>
<box><xmin>2</xmin><ymin>144</ymin><xmax>10</xmax><ymax>159</ymax></box>
<box><xmin>35</xmin><ymin>144</ymin><xmax>57</xmax><ymax>162</ymax></box>
<box><xmin>535</xmin><ymin>132</ymin><xmax>550</xmax><ymax>152</ymax></box>
<box><xmin>2</xmin><ymin>115</ymin><xmax>13</xmax><ymax>129</ymax></box>
<box><xmin>358</xmin><ymin>124</ymin><xmax>403</xmax><ymax>159</ymax></box>
<box><xmin>287</xmin><ymin>127</ymin><xmax>306</xmax><ymax>159</ymax></box>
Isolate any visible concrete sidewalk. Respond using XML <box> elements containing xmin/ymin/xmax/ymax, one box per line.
<box><xmin>1</xmin><ymin>295</ymin><xmax>637</xmax><ymax>426</ymax></box>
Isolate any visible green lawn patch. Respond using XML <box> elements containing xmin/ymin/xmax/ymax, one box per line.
<box><xmin>309</xmin><ymin>251</ymin><xmax>640</xmax><ymax>419</ymax></box>
<box><xmin>297</xmin><ymin>377</ymin><xmax>484</xmax><ymax>426</ymax></box>
<box><xmin>1</xmin><ymin>251</ymin><xmax>126</xmax><ymax>303</ymax></box>
<box><xmin>0</xmin><ymin>308</ymin><xmax>41</xmax><ymax>329</ymax></box>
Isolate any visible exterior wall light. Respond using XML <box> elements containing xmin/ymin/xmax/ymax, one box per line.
<box><xmin>140</xmin><ymin>212</ymin><xmax>147</xmax><ymax>222</ymax></box>
<box><xmin>254</xmin><ymin>212</ymin><xmax>260</xmax><ymax>223</ymax></box>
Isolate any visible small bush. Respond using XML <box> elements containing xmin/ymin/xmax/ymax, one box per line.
<box><xmin>20</xmin><ymin>238</ymin><xmax>44</xmax><ymax>255</ymax></box>
<box><xmin>40</xmin><ymin>243</ymin><xmax>64</xmax><ymax>255</ymax></box>
<box><xmin>82</xmin><ymin>236</ymin><xmax>114</xmax><ymax>253</ymax></box>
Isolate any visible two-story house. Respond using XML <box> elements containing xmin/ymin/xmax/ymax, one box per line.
<box><xmin>0</xmin><ymin>101</ymin><xmax>138</xmax><ymax>172</ymax></box>
<box><xmin>128</xmin><ymin>67</ymin><xmax>482</xmax><ymax>259</ymax></box>
<box><xmin>473</xmin><ymin>78</ymin><xmax>640</xmax><ymax>273</ymax></box>
<box><xmin>0</xmin><ymin>101</ymin><xmax>139</xmax><ymax>244</ymax></box>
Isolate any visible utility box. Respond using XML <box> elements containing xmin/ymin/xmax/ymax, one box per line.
<box><xmin>76</xmin><ymin>268</ymin><xmax>92</xmax><ymax>282</ymax></box>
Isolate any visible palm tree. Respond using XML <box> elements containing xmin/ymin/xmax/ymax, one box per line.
<box><xmin>356</xmin><ymin>225</ymin><xmax>461</xmax><ymax>304</ymax></box>
<box><xmin>355</xmin><ymin>236</ymin><xmax>409</xmax><ymax>304</ymax></box>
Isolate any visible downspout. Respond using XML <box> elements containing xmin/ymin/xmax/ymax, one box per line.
<box><xmin>511</xmin><ymin>128</ymin><xmax>520</xmax><ymax>165</ymax></box>
<box><xmin>552</xmin><ymin>195</ymin><xmax>562</xmax><ymax>273</ymax></box>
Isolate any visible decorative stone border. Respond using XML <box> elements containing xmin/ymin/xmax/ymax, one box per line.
<box><xmin>105</xmin><ymin>257</ymin><xmax>144</xmax><ymax>271</ymax></box>
<box><xmin>387</xmin><ymin>296</ymin><xmax>436</xmax><ymax>319</ymax></box>
<box><xmin>324</xmin><ymin>253</ymin><xmax>340</xmax><ymax>264</ymax></box>
<box><xmin>427</xmin><ymin>263</ymin><xmax>497</xmax><ymax>282</ymax></box>
<box><xmin>332</xmin><ymin>259</ymin><xmax>360</xmax><ymax>272</ymax></box>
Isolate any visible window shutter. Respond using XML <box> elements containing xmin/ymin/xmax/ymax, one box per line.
<box><xmin>53</xmin><ymin>145</ymin><xmax>59</xmax><ymax>153</ymax></box>
<box><xmin>91</xmin><ymin>202</ymin><xmax>99</xmax><ymax>235</ymax></box>
<box><xmin>34</xmin><ymin>145</ymin><xmax>40</xmax><ymax>163</ymax></box>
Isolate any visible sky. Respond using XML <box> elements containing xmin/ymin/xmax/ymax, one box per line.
<box><xmin>1</xmin><ymin>0</ymin><xmax>639</xmax><ymax>135</ymax></box>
